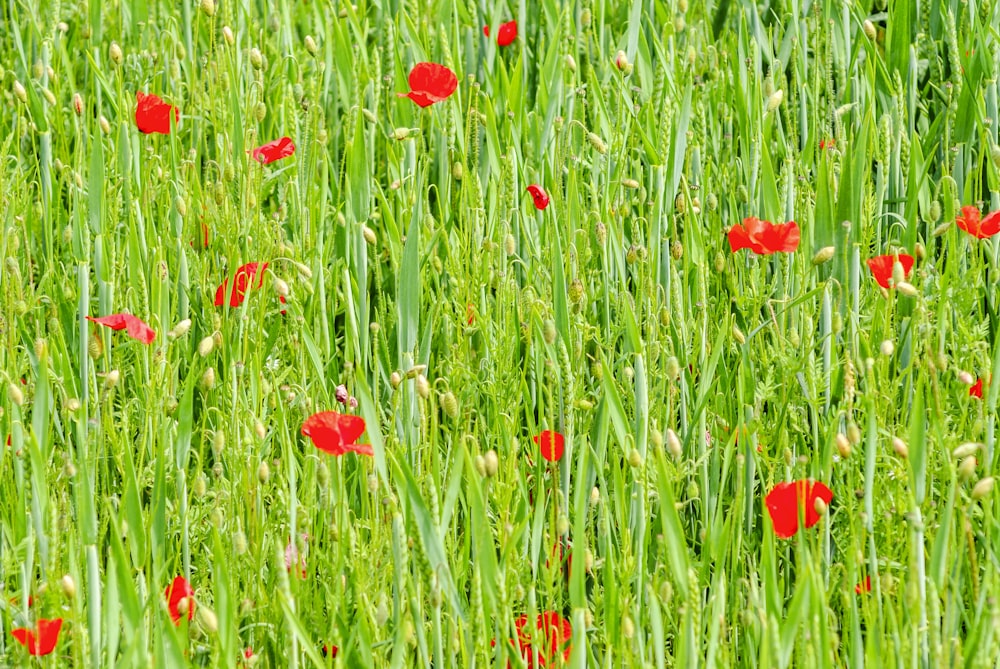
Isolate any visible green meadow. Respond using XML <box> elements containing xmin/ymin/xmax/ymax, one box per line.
<box><xmin>1</xmin><ymin>0</ymin><xmax>999</xmax><ymax>666</ymax></box>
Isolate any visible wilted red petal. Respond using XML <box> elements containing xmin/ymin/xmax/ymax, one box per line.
<box><xmin>87</xmin><ymin>313</ymin><xmax>156</xmax><ymax>345</ymax></box>
<box><xmin>765</xmin><ymin>479</ymin><xmax>833</xmax><ymax>539</ymax></box>
<box><xmin>511</xmin><ymin>612</ymin><xmax>572</xmax><ymax>667</ymax></box>
<box><xmin>215</xmin><ymin>262</ymin><xmax>269</xmax><ymax>307</ymax></box>
<box><xmin>165</xmin><ymin>575</ymin><xmax>195</xmax><ymax>625</ymax></box>
<box><xmin>866</xmin><ymin>254</ymin><xmax>914</xmax><ymax>289</ymax></box>
<box><xmin>302</xmin><ymin>411</ymin><xmax>371</xmax><ymax>456</ymax></box>
<box><xmin>135</xmin><ymin>92</ymin><xmax>178</xmax><ymax>135</ymax></box>
<box><xmin>398</xmin><ymin>62</ymin><xmax>457</xmax><ymax>107</ymax></box>
<box><xmin>970</xmin><ymin>378</ymin><xmax>984</xmax><ymax>398</ymax></box>
<box><xmin>855</xmin><ymin>575</ymin><xmax>871</xmax><ymax>594</ymax></box>
<box><xmin>533</xmin><ymin>430</ymin><xmax>565</xmax><ymax>462</ymax></box>
<box><xmin>11</xmin><ymin>618</ymin><xmax>62</xmax><ymax>656</ymax></box>
<box><xmin>484</xmin><ymin>20</ymin><xmax>518</xmax><ymax>46</ymax></box>
<box><xmin>526</xmin><ymin>185</ymin><xmax>550</xmax><ymax>210</ymax></box>
<box><xmin>252</xmin><ymin>136</ymin><xmax>296</xmax><ymax>165</ymax></box>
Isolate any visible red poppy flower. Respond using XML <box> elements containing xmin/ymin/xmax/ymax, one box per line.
<box><xmin>855</xmin><ymin>575</ymin><xmax>871</xmax><ymax>594</ymax></box>
<box><xmin>11</xmin><ymin>618</ymin><xmax>62</xmax><ymax>656</ymax></box>
<box><xmin>533</xmin><ymin>430</ymin><xmax>565</xmax><ymax>462</ymax></box>
<box><xmin>727</xmin><ymin>217</ymin><xmax>800</xmax><ymax>255</ymax></box>
<box><xmin>135</xmin><ymin>92</ymin><xmax>178</xmax><ymax>135</ymax></box>
<box><xmin>87</xmin><ymin>313</ymin><xmax>156</xmax><ymax>345</ymax></box>
<box><xmin>252</xmin><ymin>136</ymin><xmax>296</xmax><ymax>165</ymax></box>
<box><xmin>970</xmin><ymin>377</ymin><xmax>984</xmax><ymax>398</ymax></box>
<box><xmin>866</xmin><ymin>254</ymin><xmax>914</xmax><ymax>289</ymax></box>
<box><xmin>214</xmin><ymin>262</ymin><xmax>269</xmax><ymax>308</ymax></box>
<box><xmin>466</xmin><ymin>303</ymin><xmax>475</xmax><ymax>325</ymax></box>
<box><xmin>955</xmin><ymin>205</ymin><xmax>1000</xmax><ymax>239</ymax></box>
<box><xmin>764</xmin><ymin>479</ymin><xmax>833</xmax><ymax>539</ymax></box>
<box><xmin>526</xmin><ymin>185</ymin><xmax>550</xmax><ymax>210</ymax></box>
<box><xmin>508</xmin><ymin>612</ymin><xmax>572</xmax><ymax>668</ymax></box>
<box><xmin>484</xmin><ymin>20</ymin><xmax>518</xmax><ymax>46</ymax></box>
<box><xmin>397</xmin><ymin>62</ymin><xmax>458</xmax><ymax>107</ymax></box>
<box><xmin>819</xmin><ymin>139</ymin><xmax>834</xmax><ymax>150</ymax></box>
<box><xmin>165</xmin><ymin>575</ymin><xmax>195</xmax><ymax>625</ymax></box>
<box><xmin>301</xmin><ymin>411</ymin><xmax>374</xmax><ymax>456</ymax></box>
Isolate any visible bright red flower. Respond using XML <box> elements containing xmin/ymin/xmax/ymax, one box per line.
<box><xmin>855</xmin><ymin>575</ymin><xmax>871</xmax><ymax>594</ymax></box>
<box><xmin>165</xmin><ymin>575</ymin><xmax>195</xmax><ymax>625</ymax></box>
<box><xmin>970</xmin><ymin>377</ymin><xmax>984</xmax><ymax>399</ymax></box>
<box><xmin>955</xmin><ymin>205</ymin><xmax>1000</xmax><ymax>239</ymax></box>
<box><xmin>509</xmin><ymin>612</ymin><xmax>572</xmax><ymax>667</ymax></box>
<box><xmin>398</xmin><ymin>62</ymin><xmax>458</xmax><ymax>107</ymax></box>
<box><xmin>526</xmin><ymin>185</ymin><xmax>550</xmax><ymax>210</ymax></box>
<box><xmin>533</xmin><ymin>430</ymin><xmax>564</xmax><ymax>462</ymax></box>
<box><xmin>135</xmin><ymin>92</ymin><xmax>178</xmax><ymax>135</ymax></box>
<box><xmin>252</xmin><ymin>136</ymin><xmax>296</xmax><ymax>165</ymax></box>
<box><xmin>87</xmin><ymin>313</ymin><xmax>156</xmax><ymax>345</ymax></box>
<box><xmin>764</xmin><ymin>479</ymin><xmax>833</xmax><ymax>539</ymax></box>
<box><xmin>301</xmin><ymin>411</ymin><xmax>374</xmax><ymax>456</ymax></box>
<box><xmin>866</xmin><ymin>253</ymin><xmax>914</xmax><ymax>289</ymax></box>
<box><xmin>727</xmin><ymin>217</ymin><xmax>800</xmax><ymax>254</ymax></box>
<box><xmin>11</xmin><ymin>618</ymin><xmax>62</xmax><ymax>656</ymax></box>
<box><xmin>484</xmin><ymin>20</ymin><xmax>518</xmax><ymax>46</ymax></box>
<box><xmin>215</xmin><ymin>262</ymin><xmax>269</xmax><ymax>308</ymax></box>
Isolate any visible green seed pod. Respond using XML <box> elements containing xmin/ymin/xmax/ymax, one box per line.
<box><xmin>928</xmin><ymin>200</ymin><xmax>942</xmax><ymax>222</ymax></box>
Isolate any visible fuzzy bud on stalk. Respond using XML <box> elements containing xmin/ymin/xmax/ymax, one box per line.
<box><xmin>198</xmin><ymin>335</ymin><xmax>215</xmax><ymax>357</ymax></box>
<box><xmin>389</xmin><ymin>371</ymin><xmax>402</xmax><ymax>388</ymax></box>
<box><xmin>249</xmin><ymin>47</ymin><xmax>263</xmax><ymax>70</ymax></box>
<box><xmin>440</xmin><ymin>391</ymin><xmax>459</xmax><ymax>419</ymax></box>
<box><xmin>959</xmin><ymin>456</ymin><xmax>977</xmax><ymax>481</ymax></box>
<box><xmin>732</xmin><ymin>324</ymin><xmax>745</xmax><ymax>345</ymax></box>
<box><xmin>666</xmin><ymin>428</ymin><xmax>683</xmax><ymax>459</ymax></box>
<box><xmin>484</xmin><ymin>449</ymin><xmax>499</xmax><ymax>477</ymax></box>
<box><xmin>863</xmin><ymin>19</ymin><xmax>877</xmax><ymax>40</ymax></box>
<box><xmin>199</xmin><ymin>607</ymin><xmax>219</xmax><ymax>634</ymax></box>
<box><xmin>304</xmin><ymin>36</ymin><xmax>318</xmax><ymax>55</ymax></box>
<box><xmin>60</xmin><ymin>574</ymin><xmax>77</xmax><ymax>599</ymax></box>
<box><xmin>257</xmin><ymin>460</ymin><xmax>270</xmax><ymax>483</ymax></box>
<box><xmin>8</xmin><ymin>382</ymin><xmax>24</xmax><ymax>406</ymax></box>
<box><xmin>896</xmin><ymin>281</ymin><xmax>918</xmax><ymax>297</ymax></box>
<box><xmin>814</xmin><ymin>497</ymin><xmax>828</xmax><ymax>517</ymax></box>
<box><xmin>201</xmin><ymin>367</ymin><xmax>216</xmax><ymax>390</ymax></box>
<box><xmin>587</xmin><ymin>132</ymin><xmax>608</xmax><ymax>154</ymax></box>
<box><xmin>628</xmin><ymin>448</ymin><xmax>642</xmax><ymax>468</ymax></box>
<box><xmin>109</xmin><ymin>42</ymin><xmax>123</xmax><ymax>66</ymax></box>
<box><xmin>13</xmin><ymin>80</ymin><xmax>27</xmax><ymax>104</ymax></box>
<box><xmin>952</xmin><ymin>442</ymin><xmax>981</xmax><ymax>459</ymax></box>
<box><xmin>880</xmin><ymin>339</ymin><xmax>894</xmax><ymax>357</ymax></box>
<box><xmin>972</xmin><ymin>476</ymin><xmax>995</xmax><ymax>500</ymax></box>
<box><xmin>565</xmin><ymin>54</ymin><xmax>576</xmax><ymax>72</ymax></box>
<box><xmin>222</xmin><ymin>26</ymin><xmax>235</xmax><ymax>45</ymax></box>
<box><xmin>362</xmin><ymin>226</ymin><xmax>377</xmax><ymax>245</ymax></box>
<box><xmin>766</xmin><ymin>90</ymin><xmax>784</xmax><ymax>112</ymax></box>
<box><xmin>273</xmin><ymin>277</ymin><xmax>290</xmax><ymax>297</ymax></box>
<box><xmin>835</xmin><ymin>433</ymin><xmax>851</xmax><ymax>458</ymax></box>
<box><xmin>812</xmin><ymin>246</ymin><xmax>835</xmax><ymax>265</ymax></box>
<box><xmin>474</xmin><ymin>455</ymin><xmax>486</xmax><ymax>477</ymax></box>
<box><xmin>99</xmin><ymin>116</ymin><xmax>111</xmax><ymax>134</ymax></box>
<box><xmin>200</xmin><ymin>0</ymin><xmax>215</xmax><ymax>16</ymax></box>
<box><xmin>72</xmin><ymin>92</ymin><xmax>84</xmax><ymax>116</ymax></box>
<box><xmin>957</xmin><ymin>370</ymin><xmax>975</xmax><ymax>386</ymax></box>
<box><xmin>892</xmin><ymin>436</ymin><xmax>908</xmax><ymax>458</ymax></box>
<box><xmin>415</xmin><ymin>374</ymin><xmax>430</xmax><ymax>399</ymax></box>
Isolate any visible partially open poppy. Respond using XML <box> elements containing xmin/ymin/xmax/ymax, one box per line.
<box><xmin>135</xmin><ymin>92</ymin><xmax>178</xmax><ymax>135</ymax></box>
<box><xmin>165</xmin><ymin>575</ymin><xmax>195</xmax><ymax>625</ymax></box>
<box><xmin>87</xmin><ymin>313</ymin><xmax>156</xmax><ymax>345</ymax></box>
<box><xmin>11</xmin><ymin>618</ymin><xmax>62</xmax><ymax>656</ymax></box>
<box><xmin>970</xmin><ymin>377</ymin><xmax>985</xmax><ymax>399</ymax></box>
<box><xmin>398</xmin><ymin>62</ymin><xmax>458</xmax><ymax>107</ymax></box>
<box><xmin>484</xmin><ymin>20</ymin><xmax>518</xmax><ymax>46</ymax></box>
<box><xmin>855</xmin><ymin>575</ymin><xmax>871</xmax><ymax>594</ymax></box>
<box><xmin>215</xmin><ymin>262</ymin><xmax>269</xmax><ymax>308</ymax></box>
<box><xmin>533</xmin><ymin>430</ymin><xmax>564</xmax><ymax>462</ymax></box>
<box><xmin>866</xmin><ymin>253</ymin><xmax>914</xmax><ymax>289</ymax></box>
<box><xmin>506</xmin><ymin>612</ymin><xmax>572</xmax><ymax>668</ymax></box>
<box><xmin>727</xmin><ymin>217</ymin><xmax>800</xmax><ymax>254</ymax></box>
<box><xmin>764</xmin><ymin>479</ymin><xmax>833</xmax><ymax>539</ymax></box>
<box><xmin>526</xmin><ymin>185</ymin><xmax>550</xmax><ymax>210</ymax></box>
<box><xmin>252</xmin><ymin>136</ymin><xmax>296</xmax><ymax>165</ymax></box>
<box><xmin>302</xmin><ymin>411</ymin><xmax>374</xmax><ymax>456</ymax></box>
<box><xmin>955</xmin><ymin>205</ymin><xmax>1000</xmax><ymax>239</ymax></box>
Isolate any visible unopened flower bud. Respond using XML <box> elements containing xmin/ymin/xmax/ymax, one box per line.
<box><xmin>972</xmin><ymin>476</ymin><xmax>994</xmax><ymax>500</ymax></box>
<box><xmin>880</xmin><ymin>339</ymin><xmax>894</xmax><ymax>357</ymax></box>
<box><xmin>249</xmin><ymin>47</ymin><xmax>263</xmax><ymax>70</ymax></box>
<box><xmin>628</xmin><ymin>448</ymin><xmax>642</xmax><ymax>468</ymax></box>
<box><xmin>201</xmin><ymin>367</ymin><xmax>216</xmax><ymax>390</ymax></box>
<box><xmin>614</xmin><ymin>50</ymin><xmax>629</xmax><ymax>71</ymax></box>
<box><xmin>257</xmin><ymin>461</ymin><xmax>270</xmax><ymax>483</ymax></box>
<box><xmin>199</xmin><ymin>607</ymin><xmax>218</xmax><ymax>634</ymax></box>
<box><xmin>847</xmin><ymin>423</ymin><xmax>862</xmax><ymax>444</ymax></box>
<box><xmin>484</xmin><ymin>449</ymin><xmax>499</xmax><ymax>477</ymax></box>
<box><xmin>200</xmin><ymin>0</ymin><xmax>215</xmax><ymax>16</ymax></box>
<box><xmin>814</xmin><ymin>496</ymin><xmax>828</xmax><ymax>516</ymax></box>
<box><xmin>892</xmin><ymin>436</ymin><xmax>908</xmax><ymax>458</ymax></box>
<box><xmin>891</xmin><ymin>260</ymin><xmax>905</xmax><ymax>286</ymax></box>
<box><xmin>863</xmin><ymin>19</ymin><xmax>877</xmax><ymax>40</ymax></box>
<box><xmin>766</xmin><ymin>89</ymin><xmax>783</xmax><ymax>112</ymax></box>
<box><xmin>273</xmin><ymin>277</ymin><xmax>290</xmax><ymax>297</ymax></box>
<box><xmin>13</xmin><ymin>80</ymin><xmax>27</xmax><ymax>104</ymax></box>
<box><xmin>304</xmin><ymin>35</ymin><xmax>318</xmax><ymax>55</ymax></box>
<box><xmin>474</xmin><ymin>455</ymin><xmax>487</xmax><ymax>477</ymax></box>
<box><xmin>587</xmin><ymin>132</ymin><xmax>608</xmax><ymax>154</ymax></box>
<box><xmin>959</xmin><ymin>456</ymin><xmax>977</xmax><ymax>481</ymax></box>
<box><xmin>958</xmin><ymin>370</ymin><xmax>975</xmax><ymax>386</ymax></box>
<box><xmin>565</xmin><ymin>54</ymin><xmax>576</xmax><ymax>72</ymax></box>
<box><xmin>440</xmin><ymin>391</ymin><xmax>459</xmax><ymax>419</ymax></box>
<box><xmin>415</xmin><ymin>374</ymin><xmax>430</xmax><ymax>399</ymax></box>
<box><xmin>896</xmin><ymin>281</ymin><xmax>917</xmax><ymax>297</ymax></box>
<box><xmin>362</xmin><ymin>226</ymin><xmax>377</xmax><ymax>245</ymax></box>
<box><xmin>812</xmin><ymin>246</ymin><xmax>835</xmax><ymax>265</ymax></box>
<box><xmin>666</xmin><ymin>428</ymin><xmax>682</xmax><ymax>459</ymax></box>
<box><xmin>390</xmin><ymin>371</ymin><xmax>402</xmax><ymax>388</ymax></box>
<box><xmin>222</xmin><ymin>26</ymin><xmax>235</xmax><ymax>45</ymax></box>
<box><xmin>953</xmin><ymin>442</ymin><xmax>981</xmax><ymax>459</ymax></box>
<box><xmin>72</xmin><ymin>92</ymin><xmax>84</xmax><ymax>116</ymax></box>
<box><xmin>198</xmin><ymin>335</ymin><xmax>215</xmax><ymax>357</ymax></box>
<box><xmin>590</xmin><ymin>486</ymin><xmax>600</xmax><ymax>505</ymax></box>
<box><xmin>60</xmin><ymin>574</ymin><xmax>77</xmax><ymax>599</ymax></box>
<box><xmin>732</xmin><ymin>324</ymin><xmax>745</xmax><ymax>345</ymax></box>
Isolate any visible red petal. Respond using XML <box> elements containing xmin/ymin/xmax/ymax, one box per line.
<box><xmin>727</xmin><ymin>224</ymin><xmax>752</xmax><ymax>252</ymax></box>
<box><xmin>534</xmin><ymin>430</ymin><xmax>565</xmax><ymax>462</ymax></box>
<box><xmin>526</xmin><ymin>185</ymin><xmax>550</xmax><ymax>210</ymax></box>
<box><xmin>302</xmin><ymin>411</ymin><xmax>370</xmax><ymax>456</ymax></box>
<box><xmin>496</xmin><ymin>20</ymin><xmax>518</xmax><ymax>46</ymax></box>
<box><xmin>765</xmin><ymin>479</ymin><xmax>833</xmax><ymax>538</ymax></box>
<box><xmin>216</xmin><ymin>262</ymin><xmax>269</xmax><ymax>307</ymax></box>
<box><xmin>980</xmin><ymin>211</ymin><xmax>1000</xmax><ymax>238</ymax></box>
<box><xmin>970</xmin><ymin>378</ymin><xmax>984</xmax><ymax>399</ymax></box>
<box><xmin>165</xmin><ymin>576</ymin><xmax>195</xmax><ymax>625</ymax></box>
<box><xmin>135</xmin><ymin>92</ymin><xmax>178</xmax><ymax>135</ymax></box>
<box><xmin>855</xmin><ymin>575</ymin><xmax>872</xmax><ymax>594</ymax></box>
<box><xmin>767</xmin><ymin>221</ymin><xmax>801</xmax><ymax>253</ymax></box>
<box><xmin>87</xmin><ymin>313</ymin><xmax>156</xmax><ymax>345</ymax></box>
<box><xmin>402</xmin><ymin>63</ymin><xmax>457</xmax><ymax>107</ymax></box>
<box><xmin>10</xmin><ymin>621</ymin><xmax>60</xmax><ymax>657</ymax></box>
<box><xmin>956</xmin><ymin>205</ymin><xmax>983</xmax><ymax>238</ymax></box>
<box><xmin>252</xmin><ymin>136</ymin><xmax>296</xmax><ymax>165</ymax></box>
<box><xmin>866</xmin><ymin>254</ymin><xmax>914</xmax><ymax>289</ymax></box>
<box><xmin>483</xmin><ymin>25</ymin><xmax>490</xmax><ymax>37</ymax></box>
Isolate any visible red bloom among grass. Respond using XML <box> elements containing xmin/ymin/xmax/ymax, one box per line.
<box><xmin>509</xmin><ymin>612</ymin><xmax>572</xmax><ymax>668</ymax></box>
<box><xmin>526</xmin><ymin>185</ymin><xmax>550</xmax><ymax>210</ymax></box>
<box><xmin>534</xmin><ymin>430</ymin><xmax>565</xmax><ymax>462</ymax></box>
<box><xmin>215</xmin><ymin>262</ymin><xmax>269</xmax><ymax>307</ymax></box>
<box><xmin>87</xmin><ymin>313</ymin><xmax>156</xmax><ymax>345</ymax></box>
<box><xmin>252</xmin><ymin>136</ymin><xmax>296</xmax><ymax>165</ymax></box>
<box><xmin>165</xmin><ymin>575</ymin><xmax>195</xmax><ymax>625</ymax></box>
<box><xmin>819</xmin><ymin>139</ymin><xmax>835</xmax><ymax>150</ymax></box>
<box><xmin>11</xmin><ymin>618</ymin><xmax>62</xmax><ymax>656</ymax></box>
<box><xmin>727</xmin><ymin>217</ymin><xmax>800</xmax><ymax>255</ymax></box>
<box><xmin>970</xmin><ymin>377</ymin><xmax>985</xmax><ymax>398</ymax></box>
<box><xmin>866</xmin><ymin>253</ymin><xmax>914</xmax><ymax>289</ymax></box>
<box><xmin>955</xmin><ymin>205</ymin><xmax>1000</xmax><ymax>239</ymax></box>
<box><xmin>302</xmin><ymin>411</ymin><xmax>374</xmax><ymax>456</ymax></box>
<box><xmin>764</xmin><ymin>479</ymin><xmax>833</xmax><ymax>539</ymax></box>
<box><xmin>855</xmin><ymin>575</ymin><xmax>872</xmax><ymax>594</ymax></box>
<box><xmin>135</xmin><ymin>92</ymin><xmax>178</xmax><ymax>135</ymax></box>
<box><xmin>398</xmin><ymin>62</ymin><xmax>458</xmax><ymax>107</ymax></box>
<box><xmin>484</xmin><ymin>20</ymin><xmax>518</xmax><ymax>46</ymax></box>
<box><xmin>467</xmin><ymin>303</ymin><xmax>475</xmax><ymax>325</ymax></box>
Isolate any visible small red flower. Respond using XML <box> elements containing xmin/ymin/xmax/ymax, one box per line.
<box><xmin>11</xmin><ymin>618</ymin><xmax>62</xmax><ymax>656</ymax></box>
<box><xmin>533</xmin><ymin>430</ymin><xmax>565</xmax><ymax>462</ymax></box>
<box><xmin>215</xmin><ymin>262</ymin><xmax>269</xmax><ymax>308</ymax></box>
<box><xmin>252</xmin><ymin>136</ymin><xmax>296</xmax><ymax>165</ymax></box>
<box><xmin>165</xmin><ymin>575</ymin><xmax>195</xmax><ymax>625</ymax></box>
<box><xmin>397</xmin><ymin>62</ymin><xmax>458</xmax><ymax>107</ymax></box>
<box><xmin>866</xmin><ymin>253</ymin><xmax>914</xmax><ymax>289</ymax></box>
<box><xmin>484</xmin><ymin>20</ymin><xmax>518</xmax><ymax>46</ymax></box>
<box><xmin>526</xmin><ymin>185</ymin><xmax>550</xmax><ymax>210</ymax></box>
<box><xmin>855</xmin><ymin>575</ymin><xmax>871</xmax><ymax>594</ymax></box>
<box><xmin>955</xmin><ymin>205</ymin><xmax>1000</xmax><ymax>239</ymax></box>
<box><xmin>819</xmin><ymin>139</ymin><xmax>834</xmax><ymax>150</ymax></box>
<box><xmin>727</xmin><ymin>217</ymin><xmax>800</xmax><ymax>255</ymax></box>
<box><xmin>508</xmin><ymin>612</ymin><xmax>572</xmax><ymax>668</ymax></box>
<box><xmin>302</xmin><ymin>411</ymin><xmax>374</xmax><ymax>456</ymax></box>
<box><xmin>970</xmin><ymin>377</ymin><xmax>985</xmax><ymax>398</ymax></box>
<box><xmin>135</xmin><ymin>92</ymin><xmax>178</xmax><ymax>135</ymax></box>
<box><xmin>764</xmin><ymin>479</ymin><xmax>833</xmax><ymax>539</ymax></box>
<box><xmin>467</xmin><ymin>303</ymin><xmax>475</xmax><ymax>325</ymax></box>
<box><xmin>87</xmin><ymin>313</ymin><xmax>156</xmax><ymax>345</ymax></box>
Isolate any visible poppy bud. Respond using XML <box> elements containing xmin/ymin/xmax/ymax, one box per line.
<box><xmin>212</xmin><ymin>330</ymin><xmax>224</xmax><ymax>349</ymax></box>
<box><xmin>222</xmin><ymin>26</ymin><xmax>235</xmax><ymax>45</ymax></box>
<box><xmin>892</xmin><ymin>437</ymin><xmax>908</xmax><ymax>458</ymax></box>
<box><xmin>362</xmin><ymin>226</ymin><xmax>377</xmax><ymax>245</ymax></box>
<box><xmin>375</xmin><ymin>597</ymin><xmax>390</xmax><ymax>627</ymax></box>
<box><xmin>953</xmin><ymin>442</ymin><xmax>980</xmax><ymax>459</ymax></box>
<box><xmin>590</xmin><ymin>486</ymin><xmax>601</xmax><ymax>506</ymax></box>
<box><xmin>847</xmin><ymin>423</ymin><xmax>861</xmax><ymax>444</ymax></box>
<box><xmin>914</xmin><ymin>242</ymin><xmax>925</xmax><ymax>260</ymax></box>
<box><xmin>200</xmin><ymin>0</ymin><xmax>215</xmax><ymax>16</ymax></box>
<box><xmin>543</xmin><ymin>319</ymin><xmax>557</xmax><ymax>344</ymax></box>
<box><xmin>61</xmin><ymin>574</ymin><xmax>77</xmax><ymax>599</ymax></box>
<box><xmin>474</xmin><ymin>454</ymin><xmax>487</xmax><ymax>477</ymax></box>
<box><xmin>12</xmin><ymin>80</ymin><xmax>27</xmax><ymax>104</ymax></box>
<box><xmin>674</xmin><ymin>15</ymin><xmax>686</xmax><ymax>32</ymax></box>
<box><xmin>863</xmin><ymin>19</ymin><xmax>877</xmax><ymax>40</ymax></box>
<box><xmin>814</xmin><ymin>497</ymin><xmax>828</xmax><ymax>517</ymax></box>
<box><xmin>811</xmin><ymin>246</ymin><xmax>835</xmax><ymax>265</ymax></box>
<box><xmin>201</xmin><ymin>367</ymin><xmax>216</xmax><ymax>390</ymax></box>
<box><xmin>105</xmin><ymin>369</ymin><xmax>121</xmax><ymax>389</ymax></box>
<box><xmin>193</xmin><ymin>474</ymin><xmax>207</xmax><ymax>497</ymax></box>
<box><xmin>198</xmin><ymin>335</ymin><xmax>215</xmax><ymax>357</ymax></box>
<box><xmin>587</xmin><ymin>132</ymin><xmax>608</xmax><ymax>154</ymax></box>
<box><xmin>972</xmin><ymin>476</ymin><xmax>995</xmax><ymax>500</ymax></box>
<box><xmin>304</xmin><ymin>35</ymin><xmax>318</xmax><ymax>55</ymax></box>
<box><xmin>891</xmin><ymin>260</ymin><xmax>905</xmax><ymax>287</ymax></box>
<box><xmin>896</xmin><ymin>281</ymin><xmax>918</xmax><ymax>297</ymax></box>
<box><xmin>766</xmin><ymin>89</ymin><xmax>784</xmax><ymax>112</ymax></box>
<box><xmin>484</xmin><ymin>449</ymin><xmax>498</xmax><ymax>477</ymax></box>
<box><xmin>254</xmin><ymin>102</ymin><xmax>266</xmax><ymax>122</ymax></box>
<box><xmin>389</xmin><ymin>371</ymin><xmax>402</xmax><ymax>388</ymax></box>
<box><xmin>441</xmin><ymin>391</ymin><xmax>459</xmax><ymax>419</ymax></box>
<box><xmin>169</xmin><ymin>319</ymin><xmax>191</xmax><ymax>339</ymax></box>
<box><xmin>614</xmin><ymin>50</ymin><xmax>629</xmax><ymax>71</ymax></box>
<box><xmin>732</xmin><ymin>324</ymin><xmax>745</xmax><ymax>345</ymax></box>
<box><xmin>199</xmin><ymin>607</ymin><xmax>219</xmax><ymax>634</ymax></box>
<box><xmin>257</xmin><ymin>461</ymin><xmax>270</xmax><ymax>483</ymax></box>
<box><xmin>666</xmin><ymin>428</ymin><xmax>682</xmax><ymax>459</ymax></box>
<box><xmin>650</xmin><ymin>426</ymin><xmax>663</xmax><ymax>450</ymax></box>
<box><xmin>565</xmin><ymin>54</ymin><xmax>577</xmax><ymax>72</ymax></box>
<box><xmin>628</xmin><ymin>448</ymin><xmax>642</xmax><ymax>468</ymax></box>
<box><xmin>959</xmin><ymin>456</ymin><xmax>977</xmax><ymax>481</ymax></box>
<box><xmin>70</xmin><ymin>92</ymin><xmax>85</xmax><ymax>116</ymax></box>
<box><xmin>415</xmin><ymin>374</ymin><xmax>430</xmax><ymax>399</ymax></box>
<box><xmin>212</xmin><ymin>430</ymin><xmax>225</xmax><ymax>456</ymax></box>
<box><xmin>671</xmin><ymin>240</ymin><xmax>683</xmax><ymax>260</ymax></box>
<box><xmin>665</xmin><ymin>356</ymin><xmax>680</xmax><ymax>380</ymax></box>
<box><xmin>249</xmin><ymin>47</ymin><xmax>263</xmax><ymax>70</ymax></box>
<box><xmin>880</xmin><ymin>339</ymin><xmax>894</xmax><ymax>357</ymax></box>
<box><xmin>66</xmin><ymin>397</ymin><xmax>81</xmax><ymax>412</ymax></box>
<box><xmin>674</xmin><ymin>193</ymin><xmax>686</xmax><ymax>215</ymax></box>
<box><xmin>273</xmin><ymin>277</ymin><xmax>290</xmax><ymax>297</ymax></box>
<box><xmin>109</xmin><ymin>42</ymin><xmax>123</xmax><ymax>65</ymax></box>
<box><xmin>835</xmin><ymin>433</ymin><xmax>851</xmax><ymax>458</ymax></box>
<box><xmin>713</xmin><ymin>251</ymin><xmax>726</xmax><ymax>273</ymax></box>
<box><xmin>595</xmin><ymin>221</ymin><xmax>607</xmax><ymax>246</ymax></box>
<box><xmin>316</xmin><ymin>461</ymin><xmax>330</xmax><ymax>488</ymax></box>
<box><xmin>234</xmin><ymin>531</ymin><xmax>248</xmax><ymax>555</ymax></box>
